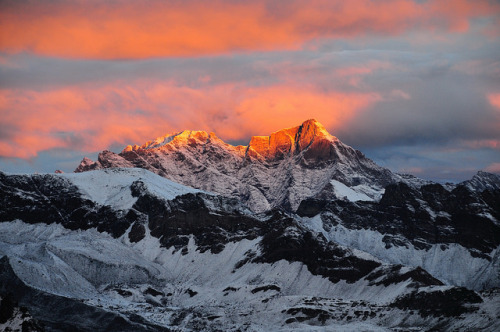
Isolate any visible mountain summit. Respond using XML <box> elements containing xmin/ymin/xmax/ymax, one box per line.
<box><xmin>76</xmin><ymin>119</ymin><xmax>400</xmax><ymax>212</ymax></box>
<box><xmin>122</xmin><ymin>119</ymin><xmax>336</xmax><ymax>161</ymax></box>
<box><xmin>245</xmin><ymin>119</ymin><xmax>337</xmax><ymax>161</ymax></box>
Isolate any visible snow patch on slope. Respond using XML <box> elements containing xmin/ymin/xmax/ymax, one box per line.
<box><xmin>330</xmin><ymin>180</ymin><xmax>373</xmax><ymax>202</ymax></box>
<box><xmin>60</xmin><ymin>168</ymin><xmax>203</xmax><ymax>210</ymax></box>
<box><xmin>0</xmin><ymin>220</ymin><xmax>97</xmax><ymax>298</ymax></box>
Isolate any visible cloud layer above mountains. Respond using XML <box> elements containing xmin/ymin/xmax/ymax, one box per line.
<box><xmin>1</xmin><ymin>0</ymin><xmax>499</xmax><ymax>180</ymax></box>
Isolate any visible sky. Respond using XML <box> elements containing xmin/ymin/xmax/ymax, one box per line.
<box><xmin>0</xmin><ymin>0</ymin><xmax>499</xmax><ymax>182</ymax></box>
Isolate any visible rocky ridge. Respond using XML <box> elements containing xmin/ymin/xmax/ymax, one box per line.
<box><xmin>75</xmin><ymin>119</ymin><xmax>401</xmax><ymax>212</ymax></box>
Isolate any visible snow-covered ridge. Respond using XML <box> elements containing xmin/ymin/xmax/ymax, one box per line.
<box><xmin>123</xmin><ymin>119</ymin><xmax>337</xmax><ymax>156</ymax></box>
<box><xmin>60</xmin><ymin>168</ymin><xmax>203</xmax><ymax>210</ymax></box>
<box><xmin>302</xmin><ymin>215</ymin><xmax>500</xmax><ymax>290</ymax></box>
<box><xmin>462</xmin><ymin>171</ymin><xmax>500</xmax><ymax>192</ymax></box>
<box><xmin>125</xmin><ymin>130</ymin><xmax>220</xmax><ymax>151</ymax></box>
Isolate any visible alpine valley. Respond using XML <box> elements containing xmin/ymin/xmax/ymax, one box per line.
<box><xmin>1</xmin><ymin>119</ymin><xmax>499</xmax><ymax>331</ymax></box>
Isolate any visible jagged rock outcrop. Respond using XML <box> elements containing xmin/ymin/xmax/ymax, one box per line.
<box><xmin>462</xmin><ymin>170</ymin><xmax>500</xmax><ymax>192</ymax></box>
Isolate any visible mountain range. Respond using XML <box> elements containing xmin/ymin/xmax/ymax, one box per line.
<box><xmin>1</xmin><ymin>119</ymin><xmax>499</xmax><ymax>331</ymax></box>
<box><xmin>75</xmin><ymin>119</ymin><xmax>410</xmax><ymax>212</ymax></box>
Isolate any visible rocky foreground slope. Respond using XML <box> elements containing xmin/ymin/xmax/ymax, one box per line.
<box><xmin>1</xmin><ymin>167</ymin><xmax>499</xmax><ymax>331</ymax></box>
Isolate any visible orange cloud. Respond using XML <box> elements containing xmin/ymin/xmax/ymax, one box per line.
<box><xmin>1</xmin><ymin>0</ymin><xmax>498</xmax><ymax>59</ymax></box>
<box><xmin>234</xmin><ymin>86</ymin><xmax>380</xmax><ymax>138</ymax></box>
<box><xmin>489</xmin><ymin>93</ymin><xmax>500</xmax><ymax>110</ymax></box>
<box><xmin>0</xmin><ymin>81</ymin><xmax>380</xmax><ymax>158</ymax></box>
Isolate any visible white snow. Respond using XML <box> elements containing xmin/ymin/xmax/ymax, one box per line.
<box><xmin>59</xmin><ymin>168</ymin><xmax>203</xmax><ymax>210</ymax></box>
<box><xmin>330</xmin><ymin>179</ymin><xmax>373</xmax><ymax>202</ymax></box>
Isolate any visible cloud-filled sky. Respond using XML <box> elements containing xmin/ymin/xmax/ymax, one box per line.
<box><xmin>1</xmin><ymin>0</ymin><xmax>499</xmax><ymax>182</ymax></box>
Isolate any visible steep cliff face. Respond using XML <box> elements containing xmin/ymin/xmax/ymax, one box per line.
<box><xmin>75</xmin><ymin>119</ymin><xmax>400</xmax><ymax>212</ymax></box>
<box><xmin>297</xmin><ymin>180</ymin><xmax>500</xmax><ymax>290</ymax></box>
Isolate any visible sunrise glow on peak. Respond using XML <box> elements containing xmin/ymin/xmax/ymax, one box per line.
<box><xmin>119</xmin><ymin>119</ymin><xmax>338</xmax><ymax>160</ymax></box>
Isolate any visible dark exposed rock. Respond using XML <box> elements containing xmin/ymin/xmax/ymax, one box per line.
<box><xmin>420</xmin><ymin>183</ymin><xmax>449</xmax><ymax>211</ymax></box>
<box><xmin>253</xmin><ymin>215</ymin><xmax>381</xmax><ymax>284</ymax></box>
<box><xmin>366</xmin><ymin>266</ymin><xmax>443</xmax><ymax>287</ymax></box>
<box><xmin>380</xmin><ymin>182</ymin><xmax>421</xmax><ymax>207</ymax></box>
<box><xmin>144</xmin><ymin>287</ymin><xmax>164</xmax><ymax>297</ymax></box>
<box><xmin>0</xmin><ymin>293</ymin><xmax>44</xmax><ymax>332</ymax></box>
<box><xmin>234</xmin><ymin>250</ymin><xmax>257</xmax><ymax>270</ymax></box>
<box><xmin>222</xmin><ymin>287</ymin><xmax>239</xmax><ymax>292</ymax></box>
<box><xmin>391</xmin><ymin>287</ymin><xmax>483</xmax><ymax>317</ymax></box>
<box><xmin>0</xmin><ymin>292</ymin><xmax>15</xmax><ymax>324</ymax></box>
<box><xmin>250</xmin><ymin>285</ymin><xmax>281</xmax><ymax>294</ymax></box>
<box><xmin>297</xmin><ymin>180</ymin><xmax>500</xmax><ymax>257</ymax></box>
<box><xmin>481</xmin><ymin>189</ymin><xmax>500</xmax><ymax>220</ymax></box>
<box><xmin>114</xmin><ymin>289</ymin><xmax>133</xmax><ymax>297</ymax></box>
<box><xmin>129</xmin><ymin>221</ymin><xmax>146</xmax><ymax>243</ymax></box>
<box><xmin>295</xmin><ymin>198</ymin><xmax>327</xmax><ymax>217</ymax></box>
<box><xmin>132</xmin><ymin>190</ymin><xmax>263</xmax><ymax>254</ymax></box>
<box><xmin>285</xmin><ymin>307</ymin><xmax>331</xmax><ymax>324</ymax></box>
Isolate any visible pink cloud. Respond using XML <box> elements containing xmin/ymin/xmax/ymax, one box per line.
<box><xmin>489</xmin><ymin>93</ymin><xmax>500</xmax><ymax>110</ymax></box>
<box><xmin>0</xmin><ymin>81</ymin><xmax>381</xmax><ymax>158</ymax></box>
<box><xmin>462</xmin><ymin>139</ymin><xmax>500</xmax><ymax>150</ymax></box>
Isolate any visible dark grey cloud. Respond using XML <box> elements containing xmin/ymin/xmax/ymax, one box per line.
<box><xmin>362</xmin><ymin>144</ymin><xmax>500</xmax><ymax>183</ymax></box>
<box><xmin>338</xmin><ymin>59</ymin><xmax>500</xmax><ymax>147</ymax></box>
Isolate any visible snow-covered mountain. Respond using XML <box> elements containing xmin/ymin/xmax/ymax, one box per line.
<box><xmin>2</xmin><ymin>120</ymin><xmax>500</xmax><ymax>330</ymax></box>
<box><xmin>1</xmin><ymin>167</ymin><xmax>499</xmax><ymax>331</ymax></box>
<box><xmin>75</xmin><ymin>119</ymin><xmax>403</xmax><ymax>213</ymax></box>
